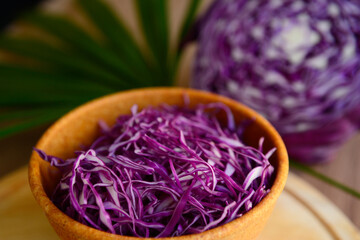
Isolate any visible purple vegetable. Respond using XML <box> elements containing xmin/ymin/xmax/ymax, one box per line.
<box><xmin>193</xmin><ymin>0</ymin><xmax>360</xmax><ymax>163</ymax></box>
<box><xmin>35</xmin><ymin>103</ymin><xmax>275</xmax><ymax>237</ymax></box>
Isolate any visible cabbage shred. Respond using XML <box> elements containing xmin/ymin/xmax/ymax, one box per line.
<box><xmin>35</xmin><ymin>103</ymin><xmax>275</xmax><ymax>237</ymax></box>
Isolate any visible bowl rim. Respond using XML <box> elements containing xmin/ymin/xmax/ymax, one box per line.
<box><xmin>29</xmin><ymin>87</ymin><xmax>288</xmax><ymax>240</ymax></box>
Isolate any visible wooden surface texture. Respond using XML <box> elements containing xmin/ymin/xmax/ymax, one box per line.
<box><xmin>0</xmin><ymin>167</ymin><xmax>359</xmax><ymax>240</ymax></box>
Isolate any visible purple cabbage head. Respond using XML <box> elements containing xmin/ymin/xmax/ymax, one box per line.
<box><xmin>192</xmin><ymin>0</ymin><xmax>360</xmax><ymax>163</ymax></box>
<box><xmin>35</xmin><ymin>103</ymin><xmax>275</xmax><ymax>238</ymax></box>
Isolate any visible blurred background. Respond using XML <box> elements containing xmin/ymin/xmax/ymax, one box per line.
<box><xmin>0</xmin><ymin>0</ymin><xmax>45</xmax><ymax>178</ymax></box>
<box><xmin>0</xmin><ymin>0</ymin><xmax>359</xmax><ymax>232</ymax></box>
<box><xmin>0</xmin><ymin>0</ymin><xmax>43</xmax><ymax>176</ymax></box>
<box><xmin>0</xmin><ymin>1</ymin><xmax>41</xmax><ymax>29</ymax></box>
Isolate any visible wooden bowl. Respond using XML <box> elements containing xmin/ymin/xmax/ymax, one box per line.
<box><xmin>29</xmin><ymin>87</ymin><xmax>288</xmax><ymax>240</ymax></box>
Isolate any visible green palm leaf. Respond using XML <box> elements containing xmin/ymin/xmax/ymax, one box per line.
<box><xmin>0</xmin><ymin>64</ymin><xmax>112</xmax><ymax>106</ymax></box>
<box><xmin>24</xmin><ymin>12</ymin><xmax>150</xmax><ymax>87</ymax></box>
<box><xmin>0</xmin><ymin>107</ymin><xmax>65</xmax><ymax>122</ymax></box>
<box><xmin>0</xmin><ymin>37</ymin><xmax>128</xmax><ymax>89</ymax></box>
<box><xmin>177</xmin><ymin>0</ymin><xmax>201</xmax><ymax>56</ymax></box>
<box><xmin>0</xmin><ymin>64</ymin><xmax>114</xmax><ymax>92</ymax></box>
<box><xmin>172</xmin><ymin>0</ymin><xmax>202</xmax><ymax>79</ymax></box>
<box><xmin>0</xmin><ymin>107</ymin><xmax>71</xmax><ymax>139</ymax></box>
<box><xmin>135</xmin><ymin>0</ymin><xmax>170</xmax><ymax>85</ymax></box>
<box><xmin>76</xmin><ymin>0</ymin><xmax>158</xmax><ymax>84</ymax></box>
<box><xmin>0</xmin><ymin>0</ymin><xmax>198</xmax><ymax>138</ymax></box>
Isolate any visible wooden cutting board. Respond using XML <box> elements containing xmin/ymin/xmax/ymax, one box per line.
<box><xmin>0</xmin><ymin>167</ymin><xmax>359</xmax><ymax>240</ymax></box>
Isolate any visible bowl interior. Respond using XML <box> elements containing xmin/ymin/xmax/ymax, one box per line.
<box><xmin>31</xmin><ymin>88</ymin><xmax>288</xmax><ymax>240</ymax></box>
<box><xmin>36</xmin><ymin>89</ymin><xmax>281</xmax><ymax>196</ymax></box>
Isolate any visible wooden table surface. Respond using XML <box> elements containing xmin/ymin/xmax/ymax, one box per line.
<box><xmin>1</xmin><ymin>166</ymin><xmax>359</xmax><ymax>240</ymax></box>
<box><xmin>296</xmin><ymin>133</ymin><xmax>360</xmax><ymax>228</ymax></box>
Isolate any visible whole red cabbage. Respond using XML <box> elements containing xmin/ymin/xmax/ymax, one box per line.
<box><xmin>192</xmin><ymin>0</ymin><xmax>360</xmax><ymax>163</ymax></box>
<box><xmin>35</xmin><ymin>103</ymin><xmax>275</xmax><ymax>237</ymax></box>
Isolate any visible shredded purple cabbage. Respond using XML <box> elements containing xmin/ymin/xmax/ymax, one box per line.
<box><xmin>35</xmin><ymin>103</ymin><xmax>275</xmax><ymax>237</ymax></box>
<box><xmin>193</xmin><ymin>0</ymin><xmax>360</xmax><ymax>163</ymax></box>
